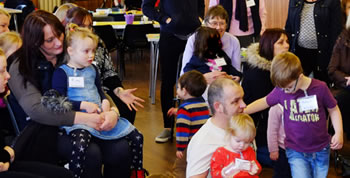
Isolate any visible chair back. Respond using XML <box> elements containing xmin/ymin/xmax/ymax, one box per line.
<box><xmin>93</xmin><ymin>25</ymin><xmax>120</xmax><ymax>52</ymax></box>
<box><xmin>122</xmin><ymin>24</ymin><xmax>158</xmax><ymax>50</ymax></box>
<box><xmin>108</xmin><ymin>13</ymin><xmax>125</xmax><ymax>21</ymax></box>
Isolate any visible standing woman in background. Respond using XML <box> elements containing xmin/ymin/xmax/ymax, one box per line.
<box><xmin>285</xmin><ymin>0</ymin><xmax>342</xmax><ymax>83</ymax></box>
<box><xmin>208</xmin><ymin>0</ymin><xmax>266</xmax><ymax>48</ymax></box>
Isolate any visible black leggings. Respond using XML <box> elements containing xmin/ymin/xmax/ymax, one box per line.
<box><xmin>125</xmin><ymin>129</ymin><xmax>144</xmax><ymax>170</ymax></box>
<box><xmin>69</xmin><ymin>129</ymin><xmax>92</xmax><ymax>178</ymax></box>
<box><xmin>58</xmin><ymin>132</ymin><xmax>131</xmax><ymax>178</ymax></box>
<box><xmin>0</xmin><ymin>161</ymin><xmax>73</xmax><ymax>178</ymax></box>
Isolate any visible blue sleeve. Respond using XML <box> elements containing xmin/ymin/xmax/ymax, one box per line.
<box><xmin>183</xmin><ymin>56</ymin><xmax>198</xmax><ymax>72</ymax></box>
<box><xmin>93</xmin><ymin>65</ymin><xmax>107</xmax><ymax>100</ymax></box>
<box><xmin>52</xmin><ymin>68</ymin><xmax>81</xmax><ymax>111</ymax></box>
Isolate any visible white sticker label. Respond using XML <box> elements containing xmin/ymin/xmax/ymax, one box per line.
<box><xmin>69</xmin><ymin>77</ymin><xmax>84</xmax><ymax>88</ymax></box>
<box><xmin>246</xmin><ymin>0</ymin><xmax>256</xmax><ymax>7</ymax></box>
<box><xmin>297</xmin><ymin>95</ymin><xmax>318</xmax><ymax>113</ymax></box>
<box><xmin>215</xmin><ymin>57</ymin><xmax>227</xmax><ymax>66</ymax></box>
<box><xmin>235</xmin><ymin>158</ymin><xmax>251</xmax><ymax>171</ymax></box>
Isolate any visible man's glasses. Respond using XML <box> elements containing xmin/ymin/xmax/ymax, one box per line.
<box><xmin>282</xmin><ymin>77</ymin><xmax>299</xmax><ymax>93</ymax></box>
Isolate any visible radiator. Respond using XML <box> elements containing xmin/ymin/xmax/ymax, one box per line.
<box><xmin>39</xmin><ymin>0</ymin><xmax>62</xmax><ymax>13</ymax></box>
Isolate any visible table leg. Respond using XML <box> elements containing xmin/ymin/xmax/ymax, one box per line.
<box><xmin>152</xmin><ymin>42</ymin><xmax>159</xmax><ymax>104</ymax></box>
<box><xmin>149</xmin><ymin>42</ymin><xmax>155</xmax><ymax>101</ymax></box>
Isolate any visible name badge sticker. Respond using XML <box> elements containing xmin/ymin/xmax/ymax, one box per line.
<box><xmin>235</xmin><ymin>158</ymin><xmax>251</xmax><ymax>171</ymax></box>
<box><xmin>297</xmin><ymin>95</ymin><xmax>318</xmax><ymax>113</ymax></box>
<box><xmin>215</xmin><ymin>57</ymin><xmax>227</xmax><ymax>66</ymax></box>
<box><xmin>246</xmin><ymin>0</ymin><xmax>256</xmax><ymax>8</ymax></box>
<box><xmin>69</xmin><ymin>77</ymin><xmax>84</xmax><ymax>88</ymax></box>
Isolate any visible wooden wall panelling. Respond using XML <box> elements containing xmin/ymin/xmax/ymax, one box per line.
<box><xmin>265</xmin><ymin>0</ymin><xmax>289</xmax><ymax>29</ymax></box>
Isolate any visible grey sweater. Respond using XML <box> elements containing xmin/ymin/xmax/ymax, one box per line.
<box><xmin>8</xmin><ymin>60</ymin><xmax>75</xmax><ymax>126</ymax></box>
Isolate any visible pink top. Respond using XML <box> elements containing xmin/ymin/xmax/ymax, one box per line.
<box><xmin>209</xmin><ymin>0</ymin><xmax>267</xmax><ymax>36</ymax></box>
<box><xmin>267</xmin><ymin>104</ymin><xmax>286</xmax><ymax>152</ymax></box>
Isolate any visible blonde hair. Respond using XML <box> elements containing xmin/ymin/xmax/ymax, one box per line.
<box><xmin>65</xmin><ymin>23</ymin><xmax>98</xmax><ymax>62</ymax></box>
<box><xmin>0</xmin><ymin>48</ymin><xmax>6</xmax><ymax>57</ymax></box>
<box><xmin>226</xmin><ymin>113</ymin><xmax>256</xmax><ymax>142</ymax></box>
<box><xmin>54</xmin><ymin>3</ymin><xmax>78</xmax><ymax>22</ymax></box>
<box><xmin>0</xmin><ymin>32</ymin><xmax>21</xmax><ymax>56</ymax></box>
<box><xmin>270</xmin><ymin>52</ymin><xmax>303</xmax><ymax>88</ymax></box>
<box><xmin>0</xmin><ymin>9</ymin><xmax>10</xmax><ymax>19</ymax></box>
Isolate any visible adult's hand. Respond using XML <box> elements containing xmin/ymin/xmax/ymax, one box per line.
<box><xmin>115</xmin><ymin>88</ymin><xmax>145</xmax><ymax>111</ymax></box>
<box><xmin>0</xmin><ymin>162</ymin><xmax>9</xmax><ymax>172</ymax></box>
<box><xmin>3</xmin><ymin>146</ymin><xmax>14</xmax><ymax>163</ymax></box>
<box><xmin>203</xmin><ymin>71</ymin><xmax>227</xmax><ymax>84</ymax></box>
<box><xmin>75</xmin><ymin>112</ymin><xmax>104</xmax><ymax>131</ymax></box>
<box><xmin>100</xmin><ymin>110</ymin><xmax>118</xmax><ymax>131</ymax></box>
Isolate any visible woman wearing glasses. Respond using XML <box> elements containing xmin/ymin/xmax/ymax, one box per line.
<box><xmin>241</xmin><ymin>28</ymin><xmax>289</xmax><ymax>168</ymax></box>
<box><xmin>181</xmin><ymin>5</ymin><xmax>241</xmax><ymax>85</ymax></box>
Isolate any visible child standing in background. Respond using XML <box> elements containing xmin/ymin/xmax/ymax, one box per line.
<box><xmin>210</xmin><ymin>113</ymin><xmax>261</xmax><ymax>178</ymax></box>
<box><xmin>52</xmin><ymin>24</ymin><xmax>145</xmax><ymax>178</ymax></box>
<box><xmin>267</xmin><ymin>104</ymin><xmax>291</xmax><ymax>178</ymax></box>
<box><xmin>183</xmin><ymin>26</ymin><xmax>242</xmax><ymax>81</ymax></box>
<box><xmin>168</xmin><ymin>70</ymin><xmax>210</xmax><ymax>177</ymax></box>
<box><xmin>245</xmin><ymin>52</ymin><xmax>343</xmax><ymax>178</ymax></box>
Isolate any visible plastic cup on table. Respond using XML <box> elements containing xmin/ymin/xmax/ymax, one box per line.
<box><xmin>124</xmin><ymin>14</ymin><xmax>135</xmax><ymax>24</ymax></box>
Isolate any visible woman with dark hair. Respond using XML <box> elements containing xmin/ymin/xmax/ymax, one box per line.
<box><xmin>7</xmin><ymin>10</ymin><xmax>131</xmax><ymax>178</ymax></box>
<box><xmin>63</xmin><ymin>7</ymin><xmax>144</xmax><ymax>125</ymax></box>
<box><xmin>241</xmin><ymin>28</ymin><xmax>289</xmax><ymax>169</ymax></box>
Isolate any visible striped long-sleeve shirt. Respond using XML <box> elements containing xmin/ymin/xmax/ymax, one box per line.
<box><xmin>176</xmin><ymin>97</ymin><xmax>210</xmax><ymax>151</ymax></box>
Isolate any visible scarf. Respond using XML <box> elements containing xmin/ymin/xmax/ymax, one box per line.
<box><xmin>235</xmin><ymin>0</ymin><xmax>248</xmax><ymax>32</ymax></box>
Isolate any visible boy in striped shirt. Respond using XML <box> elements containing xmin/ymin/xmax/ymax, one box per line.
<box><xmin>168</xmin><ymin>70</ymin><xmax>210</xmax><ymax>177</ymax></box>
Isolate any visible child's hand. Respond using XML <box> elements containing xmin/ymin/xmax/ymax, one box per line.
<box><xmin>331</xmin><ymin>132</ymin><xmax>344</xmax><ymax>150</ymax></box>
<box><xmin>176</xmin><ymin>151</ymin><xmax>183</xmax><ymax>159</ymax></box>
<box><xmin>101</xmin><ymin>99</ymin><xmax>110</xmax><ymax>112</ymax></box>
<box><xmin>167</xmin><ymin>107</ymin><xmax>178</xmax><ymax>117</ymax></box>
<box><xmin>248</xmin><ymin>161</ymin><xmax>259</xmax><ymax>175</ymax></box>
<box><xmin>81</xmin><ymin>101</ymin><xmax>101</xmax><ymax>113</ymax></box>
<box><xmin>269</xmin><ymin>151</ymin><xmax>279</xmax><ymax>161</ymax></box>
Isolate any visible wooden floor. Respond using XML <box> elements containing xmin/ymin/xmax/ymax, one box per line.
<box><xmin>121</xmin><ymin>51</ymin><xmax>349</xmax><ymax>178</ymax></box>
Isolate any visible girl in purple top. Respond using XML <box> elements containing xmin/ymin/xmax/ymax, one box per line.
<box><xmin>245</xmin><ymin>52</ymin><xmax>343</xmax><ymax>178</ymax></box>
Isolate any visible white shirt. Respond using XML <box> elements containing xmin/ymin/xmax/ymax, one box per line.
<box><xmin>186</xmin><ymin>118</ymin><xmax>227</xmax><ymax>178</ymax></box>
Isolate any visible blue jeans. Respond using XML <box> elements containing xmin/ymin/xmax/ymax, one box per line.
<box><xmin>286</xmin><ymin>145</ymin><xmax>330</xmax><ymax>178</ymax></box>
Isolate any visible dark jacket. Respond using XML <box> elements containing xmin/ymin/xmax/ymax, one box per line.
<box><xmin>142</xmin><ymin>0</ymin><xmax>204</xmax><ymax>36</ymax></box>
<box><xmin>242</xmin><ymin>43</ymin><xmax>274</xmax><ymax>147</ymax></box>
<box><xmin>285</xmin><ymin>0</ymin><xmax>342</xmax><ymax>71</ymax></box>
<box><xmin>183</xmin><ymin>51</ymin><xmax>242</xmax><ymax>78</ymax></box>
<box><xmin>219</xmin><ymin>0</ymin><xmax>262</xmax><ymax>36</ymax></box>
<box><xmin>328</xmin><ymin>29</ymin><xmax>350</xmax><ymax>89</ymax></box>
